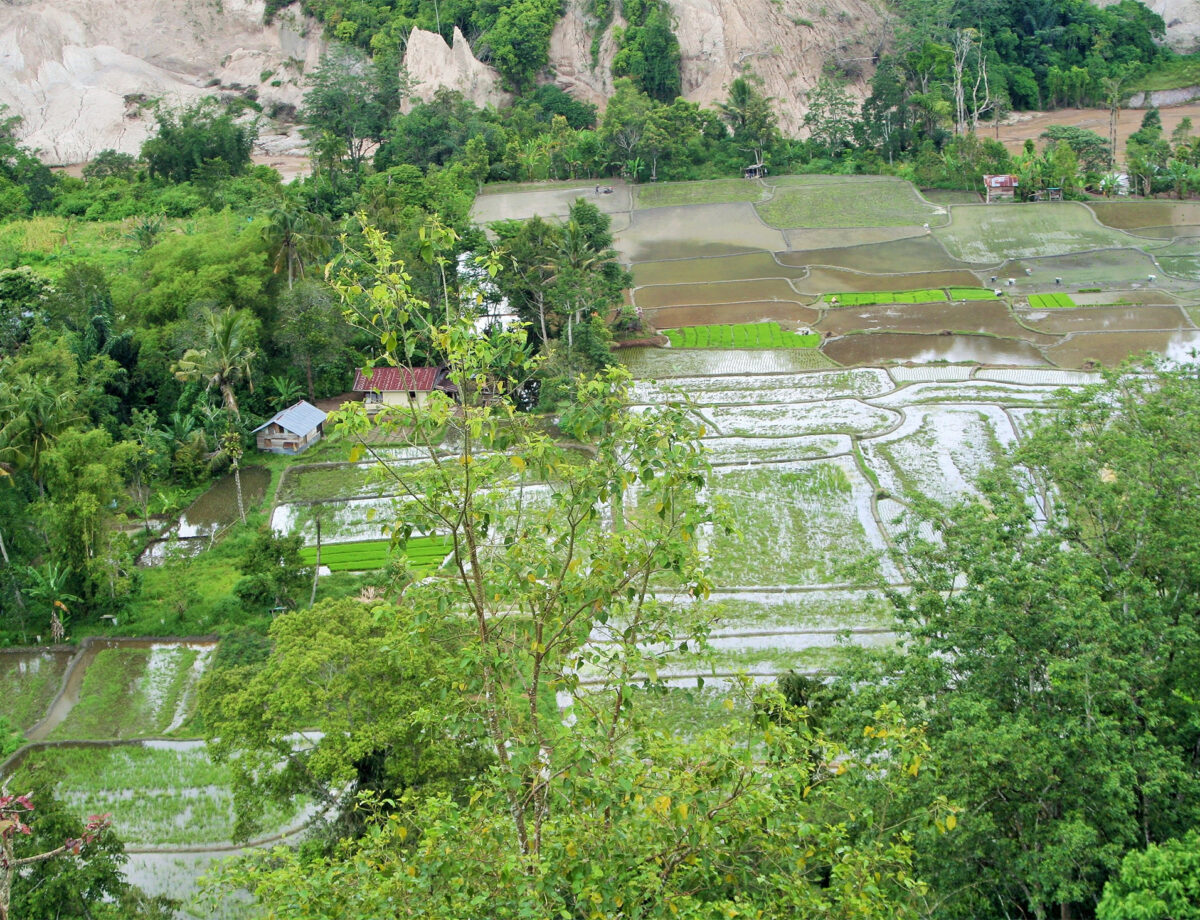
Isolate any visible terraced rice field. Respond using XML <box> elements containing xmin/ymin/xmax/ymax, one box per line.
<box><xmin>8</xmin><ymin>742</ymin><xmax>310</xmax><ymax>846</ymax></box>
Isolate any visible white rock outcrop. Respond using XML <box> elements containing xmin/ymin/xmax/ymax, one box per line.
<box><xmin>546</xmin><ymin>0</ymin><xmax>888</xmax><ymax>134</ymax></box>
<box><xmin>0</xmin><ymin>0</ymin><xmax>323</xmax><ymax>164</ymax></box>
<box><xmin>403</xmin><ymin>27</ymin><xmax>511</xmax><ymax>110</ymax></box>
<box><xmin>1098</xmin><ymin>0</ymin><xmax>1200</xmax><ymax>52</ymax></box>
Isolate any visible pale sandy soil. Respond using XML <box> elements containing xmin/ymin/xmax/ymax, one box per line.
<box><xmin>991</xmin><ymin>103</ymin><xmax>1200</xmax><ymax>159</ymax></box>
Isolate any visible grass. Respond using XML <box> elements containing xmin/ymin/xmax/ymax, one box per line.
<box><xmin>299</xmin><ymin>535</ymin><xmax>453</xmax><ymax>572</ymax></box>
<box><xmin>826</xmin><ymin>289</ymin><xmax>949</xmax><ymax>305</ymax></box>
<box><xmin>0</xmin><ymin>653</ymin><xmax>70</xmax><ymax>730</ymax></box>
<box><xmin>635</xmin><ymin>179</ymin><xmax>766</xmax><ymax>209</ymax></box>
<box><xmin>12</xmin><ymin>744</ymin><xmax>310</xmax><ymax>846</ymax></box>
<box><xmin>756</xmin><ymin>182</ymin><xmax>941</xmax><ymax>229</ymax></box>
<box><xmin>1028</xmin><ymin>293</ymin><xmax>1077</xmax><ymax>308</ymax></box>
<box><xmin>1127</xmin><ymin>53</ymin><xmax>1200</xmax><ymax>93</ymax></box>
<box><xmin>663</xmin><ymin>322</ymin><xmax>819</xmax><ymax>349</ymax></box>
<box><xmin>49</xmin><ymin>645</ymin><xmax>209</xmax><ymax>741</ymax></box>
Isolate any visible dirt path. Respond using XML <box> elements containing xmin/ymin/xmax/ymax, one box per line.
<box><xmin>991</xmin><ymin>104</ymin><xmax>1200</xmax><ymax>160</ymax></box>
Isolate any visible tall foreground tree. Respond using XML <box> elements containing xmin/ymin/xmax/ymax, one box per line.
<box><xmin>213</xmin><ymin>228</ymin><xmax>941</xmax><ymax>917</ymax></box>
<box><xmin>832</xmin><ymin>361</ymin><xmax>1200</xmax><ymax>920</ymax></box>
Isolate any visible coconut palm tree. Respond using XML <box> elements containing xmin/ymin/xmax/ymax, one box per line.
<box><xmin>172</xmin><ymin>307</ymin><xmax>257</xmax><ymax>418</ymax></box>
<box><xmin>261</xmin><ymin>203</ymin><xmax>333</xmax><ymax>290</ymax></box>
<box><xmin>0</xmin><ymin>373</ymin><xmax>84</xmax><ymax>492</ymax></box>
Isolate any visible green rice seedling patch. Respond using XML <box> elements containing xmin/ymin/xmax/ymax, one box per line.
<box><xmin>707</xmin><ymin>591</ymin><xmax>892</xmax><ymax>632</ymax></box>
<box><xmin>826</xmin><ymin>289</ymin><xmax>948</xmax><ymax>306</ymax></box>
<box><xmin>664</xmin><ymin>322</ymin><xmax>819</xmax><ymax>349</ymax></box>
<box><xmin>756</xmin><ymin>182</ymin><xmax>942</xmax><ymax>229</ymax></box>
<box><xmin>49</xmin><ymin>644</ymin><xmax>213</xmax><ymax>740</ymax></box>
<box><xmin>300</xmin><ymin>535</ymin><xmax>453</xmax><ymax>572</ymax></box>
<box><xmin>11</xmin><ymin>744</ymin><xmax>310</xmax><ymax>846</ymax></box>
<box><xmin>0</xmin><ymin>652</ymin><xmax>71</xmax><ymax>730</ymax></box>
<box><xmin>635</xmin><ymin>179</ymin><xmax>766</xmax><ymax>209</ymax></box>
<box><xmin>709</xmin><ymin>463</ymin><xmax>877</xmax><ymax>585</ymax></box>
<box><xmin>277</xmin><ymin>464</ymin><xmax>381</xmax><ymax>503</ymax></box>
<box><xmin>948</xmin><ymin>287</ymin><xmax>1001</xmax><ymax>300</ymax></box>
<box><xmin>1028</xmin><ymin>293</ymin><xmax>1077</xmax><ymax>308</ymax></box>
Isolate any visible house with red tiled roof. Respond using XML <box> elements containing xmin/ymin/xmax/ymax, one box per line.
<box><xmin>352</xmin><ymin>365</ymin><xmax>454</xmax><ymax>412</ymax></box>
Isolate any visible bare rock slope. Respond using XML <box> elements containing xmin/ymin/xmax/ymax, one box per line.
<box><xmin>549</xmin><ymin>0</ymin><xmax>890</xmax><ymax>133</ymax></box>
<box><xmin>0</xmin><ymin>0</ymin><xmax>324</xmax><ymax>164</ymax></box>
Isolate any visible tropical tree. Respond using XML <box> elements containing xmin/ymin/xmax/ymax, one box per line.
<box><xmin>0</xmin><ymin>372</ymin><xmax>84</xmax><ymax>492</ymax></box>
<box><xmin>260</xmin><ymin>203</ymin><xmax>333</xmax><ymax>290</ymax></box>
<box><xmin>274</xmin><ymin>282</ymin><xmax>355</xmax><ymax>401</ymax></box>
<box><xmin>172</xmin><ymin>307</ymin><xmax>258</xmax><ymax>417</ymax></box>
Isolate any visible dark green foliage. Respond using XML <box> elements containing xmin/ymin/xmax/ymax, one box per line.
<box><xmin>140</xmin><ymin>100</ymin><xmax>255</xmax><ymax>183</ymax></box>
<box><xmin>376</xmin><ymin>88</ymin><xmax>502</xmax><ymax>171</ymax></box>
<box><xmin>233</xmin><ymin>528</ymin><xmax>310</xmax><ymax>611</ymax></box>
<box><xmin>301</xmin><ymin>46</ymin><xmax>400</xmax><ymax>170</ymax></box>
<box><xmin>613</xmin><ymin>0</ymin><xmax>682</xmax><ymax>103</ymax></box>
<box><xmin>1040</xmin><ymin>124</ymin><xmax>1111</xmax><ymax>174</ymax></box>
<box><xmin>830</xmin><ymin>363</ymin><xmax>1200</xmax><ymax>920</ymax></box>
<box><xmin>484</xmin><ymin>0</ymin><xmax>562</xmax><ymax>92</ymax></box>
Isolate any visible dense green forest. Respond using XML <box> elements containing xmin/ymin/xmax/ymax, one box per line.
<box><xmin>2</xmin><ymin>0</ymin><xmax>1200</xmax><ymax>915</ymax></box>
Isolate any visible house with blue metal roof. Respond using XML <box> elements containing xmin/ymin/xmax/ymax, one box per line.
<box><xmin>253</xmin><ymin>400</ymin><xmax>327</xmax><ymax>454</ymax></box>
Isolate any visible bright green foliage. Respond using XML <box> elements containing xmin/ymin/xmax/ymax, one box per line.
<box><xmin>1028</xmin><ymin>292</ymin><xmax>1077</xmax><ymax>308</ymax></box>
<box><xmin>1098</xmin><ymin>831</ymin><xmax>1200</xmax><ymax>920</ymax></box>
<box><xmin>199</xmin><ymin>596</ymin><xmax>493</xmax><ymax>842</ymax></box>
<box><xmin>664</xmin><ymin>322</ymin><xmax>819</xmax><ymax>348</ymax></box>
<box><xmin>297</xmin><ymin>535</ymin><xmax>452</xmax><ymax>572</ymax></box>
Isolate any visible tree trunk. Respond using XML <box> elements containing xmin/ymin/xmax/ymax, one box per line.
<box><xmin>233</xmin><ymin>459</ymin><xmax>246</xmax><ymax>524</ymax></box>
<box><xmin>221</xmin><ymin>384</ymin><xmax>240</xmax><ymax>419</ymax></box>
<box><xmin>304</xmin><ymin>357</ymin><xmax>316</xmax><ymax>402</ymax></box>
<box><xmin>310</xmin><ymin>516</ymin><xmax>321</xmax><ymax>607</ymax></box>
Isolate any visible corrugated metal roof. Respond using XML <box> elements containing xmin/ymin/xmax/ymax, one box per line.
<box><xmin>352</xmin><ymin>366</ymin><xmax>441</xmax><ymax>392</ymax></box>
<box><xmin>253</xmin><ymin>400</ymin><xmax>327</xmax><ymax>436</ymax></box>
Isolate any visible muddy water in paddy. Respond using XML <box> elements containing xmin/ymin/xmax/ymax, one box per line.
<box><xmin>616</xmin><ymin>203</ymin><xmax>787</xmax><ymax>262</ymax></box>
<box><xmin>781</xmin><ymin>227</ymin><xmax>924</xmax><ymax>251</ymax></box>
<box><xmin>1047</xmin><ymin>330</ymin><xmax>1200</xmax><ymax>367</ymax></box>
<box><xmin>1068</xmin><ymin>289</ymin><xmax>1181</xmax><ymax>306</ymax></box>
<box><xmin>1088</xmin><ymin>201</ymin><xmax>1200</xmax><ymax>231</ymax></box>
<box><xmin>777</xmin><ymin>237</ymin><xmax>980</xmax><ymax>274</ymax></box>
<box><xmin>633</xmin><ymin>253</ymin><xmax>806</xmax><ymax>286</ymax></box>
<box><xmin>1025</xmin><ymin>305</ymin><xmax>1194</xmax><ymax>334</ymax></box>
<box><xmin>650</xmin><ymin>302</ymin><xmax>821</xmax><ymax>328</ymax></box>
<box><xmin>635</xmin><ymin>278</ymin><xmax>805</xmax><ymax>308</ymax></box>
<box><xmin>796</xmin><ymin>267</ymin><xmax>983</xmax><ymax>296</ymax></box>
<box><xmin>824</xmin><ymin>333</ymin><xmax>1050</xmax><ymax>366</ymax></box>
<box><xmin>818</xmin><ymin>301</ymin><xmax>1058</xmax><ymax>344</ymax></box>
<box><xmin>177</xmin><ymin>467</ymin><xmax>270</xmax><ymax>537</ymax></box>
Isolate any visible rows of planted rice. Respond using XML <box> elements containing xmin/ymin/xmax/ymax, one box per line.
<box><xmin>1028</xmin><ymin>292</ymin><xmax>1077</xmax><ymax>308</ymax></box>
<box><xmin>299</xmin><ymin>535</ymin><xmax>453</xmax><ymax>572</ymax></box>
<box><xmin>49</xmin><ymin>644</ymin><xmax>215</xmax><ymax>741</ymax></box>
<box><xmin>663</xmin><ymin>322</ymin><xmax>819</xmax><ymax>348</ymax></box>
<box><xmin>826</xmin><ymin>289</ymin><xmax>948</xmax><ymax>305</ymax></box>
<box><xmin>9</xmin><ymin>743</ymin><xmax>312</xmax><ymax>846</ymax></box>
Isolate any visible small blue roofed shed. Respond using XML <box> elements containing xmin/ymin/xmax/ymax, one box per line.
<box><xmin>253</xmin><ymin>400</ymin><xmax>327</xmax><ymax>454</ymax></box>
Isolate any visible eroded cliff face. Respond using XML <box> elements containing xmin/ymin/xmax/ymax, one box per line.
<box><xmin>403</xmin><ymin>27</ymin><xmax>511</xmax><ymax>110</ymax></box>
<box><xmin>547</xmin><ymin>0</ymin><xmax>889</xmax><ymax>133</ymax></box>
<box><xmin>0</xmin><ymin>0</ymin><xmax>323</xmax><ymax>164</ymax></box>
